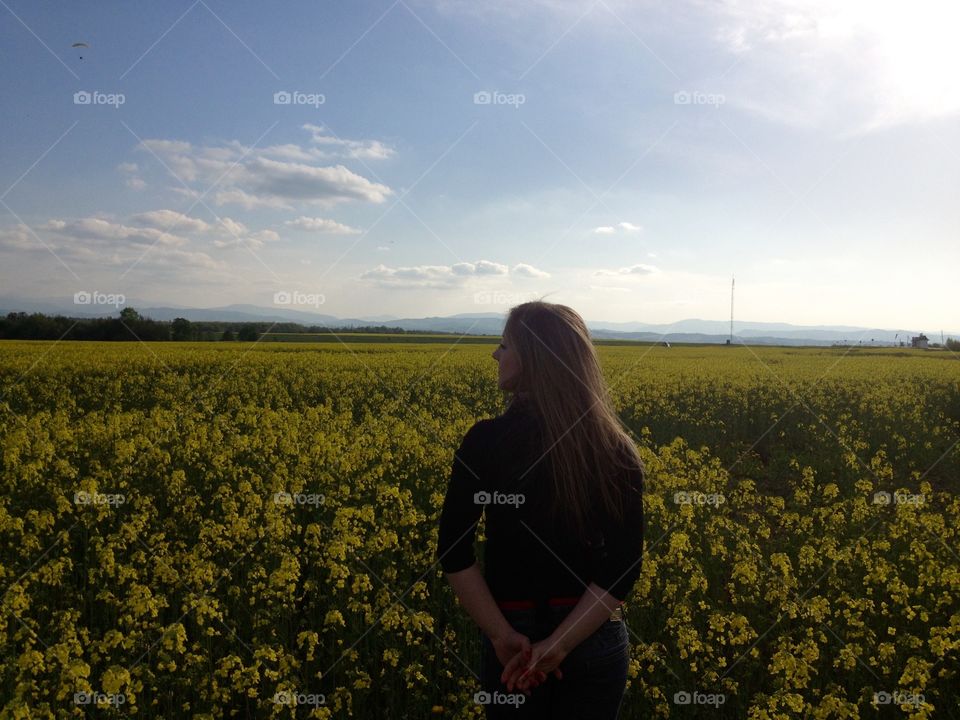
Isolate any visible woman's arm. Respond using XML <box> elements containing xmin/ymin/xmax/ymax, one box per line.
<box><xmin>501</xmin><ymin>582</ymin><xmax>620</xmax><ymax>691</ymax></box>
<box><xmin>543</xmin><ymin>582</ymin><xmax>620</xmax><ymax>654</ymax></box>
<box><xmin>444</xmin><ymin>561</ymin><xmax>513</xmax><ymax>642</ymax></box>
<box><xmin>446</xmin><ymin>561</ymin><xmax>540</xmax><ymax>673</ymax></box>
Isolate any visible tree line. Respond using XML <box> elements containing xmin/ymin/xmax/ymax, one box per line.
<box><xmin>0</xmin><ymin>309</ymin><xmax>418</xmax><ymax>341</ymax></box>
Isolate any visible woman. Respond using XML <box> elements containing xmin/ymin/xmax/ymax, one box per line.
<box><xmin>437</xmin><ymin>301</ymin><xmax>645</xmax><ymax>718</ymax></box>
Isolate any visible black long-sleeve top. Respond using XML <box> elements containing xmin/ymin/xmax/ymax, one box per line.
<box><xmin>437</xmin><ymin>397</ymin><xmax>645</xmax><ymax>603</ymax></box>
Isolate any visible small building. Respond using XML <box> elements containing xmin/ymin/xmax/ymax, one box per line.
<box><xmin>911</xmin><ymin>333</ymin><xmax>929</xmax><ymax>349</ymax></box>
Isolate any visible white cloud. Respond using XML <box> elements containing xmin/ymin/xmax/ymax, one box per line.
<box><xmin>284</xmin><ymin>216</ymin><xmax>362</xmax><ymax>235</ymax></box>
<box><xmin>301</xmin><ymin>124</ymin><xmax>396</xmax><ymax>160</ymax></box>
<box><xmin>0</xmin><ymin>216</ymin><xmax>223</xmax><ymax>274</ymax></box>
<box><xmin>593</xmin><ymin>222</ymin><xmax>642</xmax><ymax>235</ymax></box>
<box><xmin>0</xmin><ymin>224</ymin><xmax>36</xmax><ymax>251</ymax></box>
<box><xmin>361</xmin><ymin>259</ymin><xmax>530</xmax><ymax>288</ymax></box>
<box><xmin>135</xmin><ymin>127</ymin><xmax>394</xmax><ymax>208</ymax></box>
<box><xmin>449</xmin><ymin>260</ymin><xmax>509</xmax><ymax>276</ymax></box>
<box><xmin>130</xmin><ymin>210</ymin><xmax>211</xmax><ymax>234</ymax></box>
<box><xmin>23</xmin><ymin>210</ymin><xmax>280</xmax><ymax>261</ymax></box>
<box><xmin>42</xmin><ymin>217</ymin><xmax>189</xmax><ymax>247</ymax></box>
<box><xmin>706</xmin><ymin>0</ymin><xmax>960</xmax><ymax>132</ymax></box>
<box><xmin>473</xmin><ymin>260</ymin><xmax>510</xmax><ymax>275</ymax></box>
<box><xmin>432</xmin><ymin>0</ymin><xmax>960</xmax><ymax>133</ymax></box>
<box><xmin>239</xmin><ymin>157</ymin><xmax>392</xmax><ymax>205</ymax></box>
<box><xmin>212</xmin><ymin>189</ymin><xmax>294</xmax><ymax>210</ymax></box>
<box><xmin>513</xmin><ymin>263</ymin><xmax>550</xmax><ymax>278</ymax></box>
<box><xmin>213</xmin><ymin>227</ymin><xmax>278</xmax><ymax>250</ymax></box>
<box><xmin>216</xmin><ymin>217</ymin><xmax>248</xmax><ymax>237</ymax></box>
<box><xmin>362</xmin><ymin>263</ymin><xmax>464</xmax><ymax>289</ymax></box>
<box><xmin>594</xmin><ymin>263</ymin><xmax>659</xmax><ymax>276</ymax></box>
<box><xmin>126</xmin><ymin>210</ymin><xmax>277</xmax><ymax>249</ymax></box>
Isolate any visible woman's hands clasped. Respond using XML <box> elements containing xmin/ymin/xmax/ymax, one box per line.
<box><xmin>491</xmin><ymin>629</ymin><xmax>533</xmax><ymax>669</ymax></box>
<box><xmin>500</xmin><ymin>634</ymin><xmax>569</xmax><ymax>692</ymax></box>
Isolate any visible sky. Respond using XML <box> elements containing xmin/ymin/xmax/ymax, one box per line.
<box><xmin>1</xmin><ymin>0</ymin><xmax>958</xmax><ymax>330</ymax></box>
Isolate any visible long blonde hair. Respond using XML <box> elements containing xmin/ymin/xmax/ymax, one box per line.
<box><xmin>503</xmin><ymin>301</ymin><xmax>643</xmax><ymax>542</ymax></box>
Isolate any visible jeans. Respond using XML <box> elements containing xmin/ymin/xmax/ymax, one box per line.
<box><xmin>477</xmin><ymin>605</ymin><xmax>630</xmax><ymax>719</ymax></box>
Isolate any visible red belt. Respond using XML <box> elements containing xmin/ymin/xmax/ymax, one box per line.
<box><xmin>497</xmin><ymin>596</ymin><xmax>582</xmax><ymax>610</ymax></box>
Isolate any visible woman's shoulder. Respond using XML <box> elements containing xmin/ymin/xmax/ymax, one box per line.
<box><xmin>459</xmin><ymin>409</ymin><xmax>513</xmax><ymax>445</ymax></box>
<box><xmin>458</xmin><ymin>402</ymin><xmax>539</xmax><ymax>456</ymax></box>
<box><xmin>612</xmin><ymin>440</ymin><xmax>645</xmax><ymax>490</ymax></box>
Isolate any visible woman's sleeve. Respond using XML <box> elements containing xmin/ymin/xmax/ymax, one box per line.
<box><xmin>436</xmin><ymin>422</ymin><xmax>487</xmax><ymax>573</ymax></box>
<box><xmin>592</xmin><ymin>462</ymin><xmax>645</xmax><ymax>602</ymax></box>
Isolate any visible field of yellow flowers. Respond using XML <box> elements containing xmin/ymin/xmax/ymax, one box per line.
<box><xmin>0</xmin><ymin>340</ymin><xmax>957</xmax><ymax>718</ymax></box>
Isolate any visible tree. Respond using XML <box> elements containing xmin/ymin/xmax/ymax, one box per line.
<box><xmin>119</xmin><ymin>307</ymin><xmax>142</xmax><ymax>323</ymax></box>
<box><xmin>171</xmin><ymin>317</ymin><xmax>193</xmax><ymax>341</ymax></box>
<box><xmin>947</xmin><ymin>337</ymin><xmax>960</xmax><ymax>352</ymax></box>
<box><xmin>222</xmin><ymin>329</ymin><xmax>235</xmax><ymax>341</ymax></box>
<box><xmin>238</xmin><ymin>324</ymin><xmax>258</xmax><ymax>341</ymax></box>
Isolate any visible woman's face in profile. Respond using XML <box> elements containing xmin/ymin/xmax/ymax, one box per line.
<box><xmin>492</xmin><ymin>335</ymin><xmax>522</xmax><ymax>391</ymax></box>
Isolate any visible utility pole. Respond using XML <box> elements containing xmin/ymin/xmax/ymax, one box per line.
<box><xmin>729</xmin><ymin>275</ymin><xmax>735</xmax><ymax>345</ymax></box>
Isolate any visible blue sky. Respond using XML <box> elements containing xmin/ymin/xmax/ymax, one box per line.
<box><xmin>1</xmin><ymin>0</ymin><xmax>958</xmax><ymax>329</ymax></box>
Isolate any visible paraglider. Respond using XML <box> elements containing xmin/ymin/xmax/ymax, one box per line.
<box><xmin>72</xmin><ymin>42</ymin><xmax>88</xmax><ymax>60</ymax></box>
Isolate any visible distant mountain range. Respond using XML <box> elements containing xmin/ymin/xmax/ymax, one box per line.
<box><xmin>1</xmin><ymin>296</ymin><xmax>955</xmax><ymax>347</ymax></box>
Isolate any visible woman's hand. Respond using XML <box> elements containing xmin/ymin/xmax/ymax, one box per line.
<box><xmin>490</xmin><ymin>629</ymin><xmax>532</xmax><ymax>670</ymax></box>
<box><xmin>501</xmin><ymin>634</ymin><xmax>568</xmax><ymax>692</ymax></box>
<box><xmin>492</xmin><ymin>631</ymin><xmax>550</xmax><ymax>693</ymax></box>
